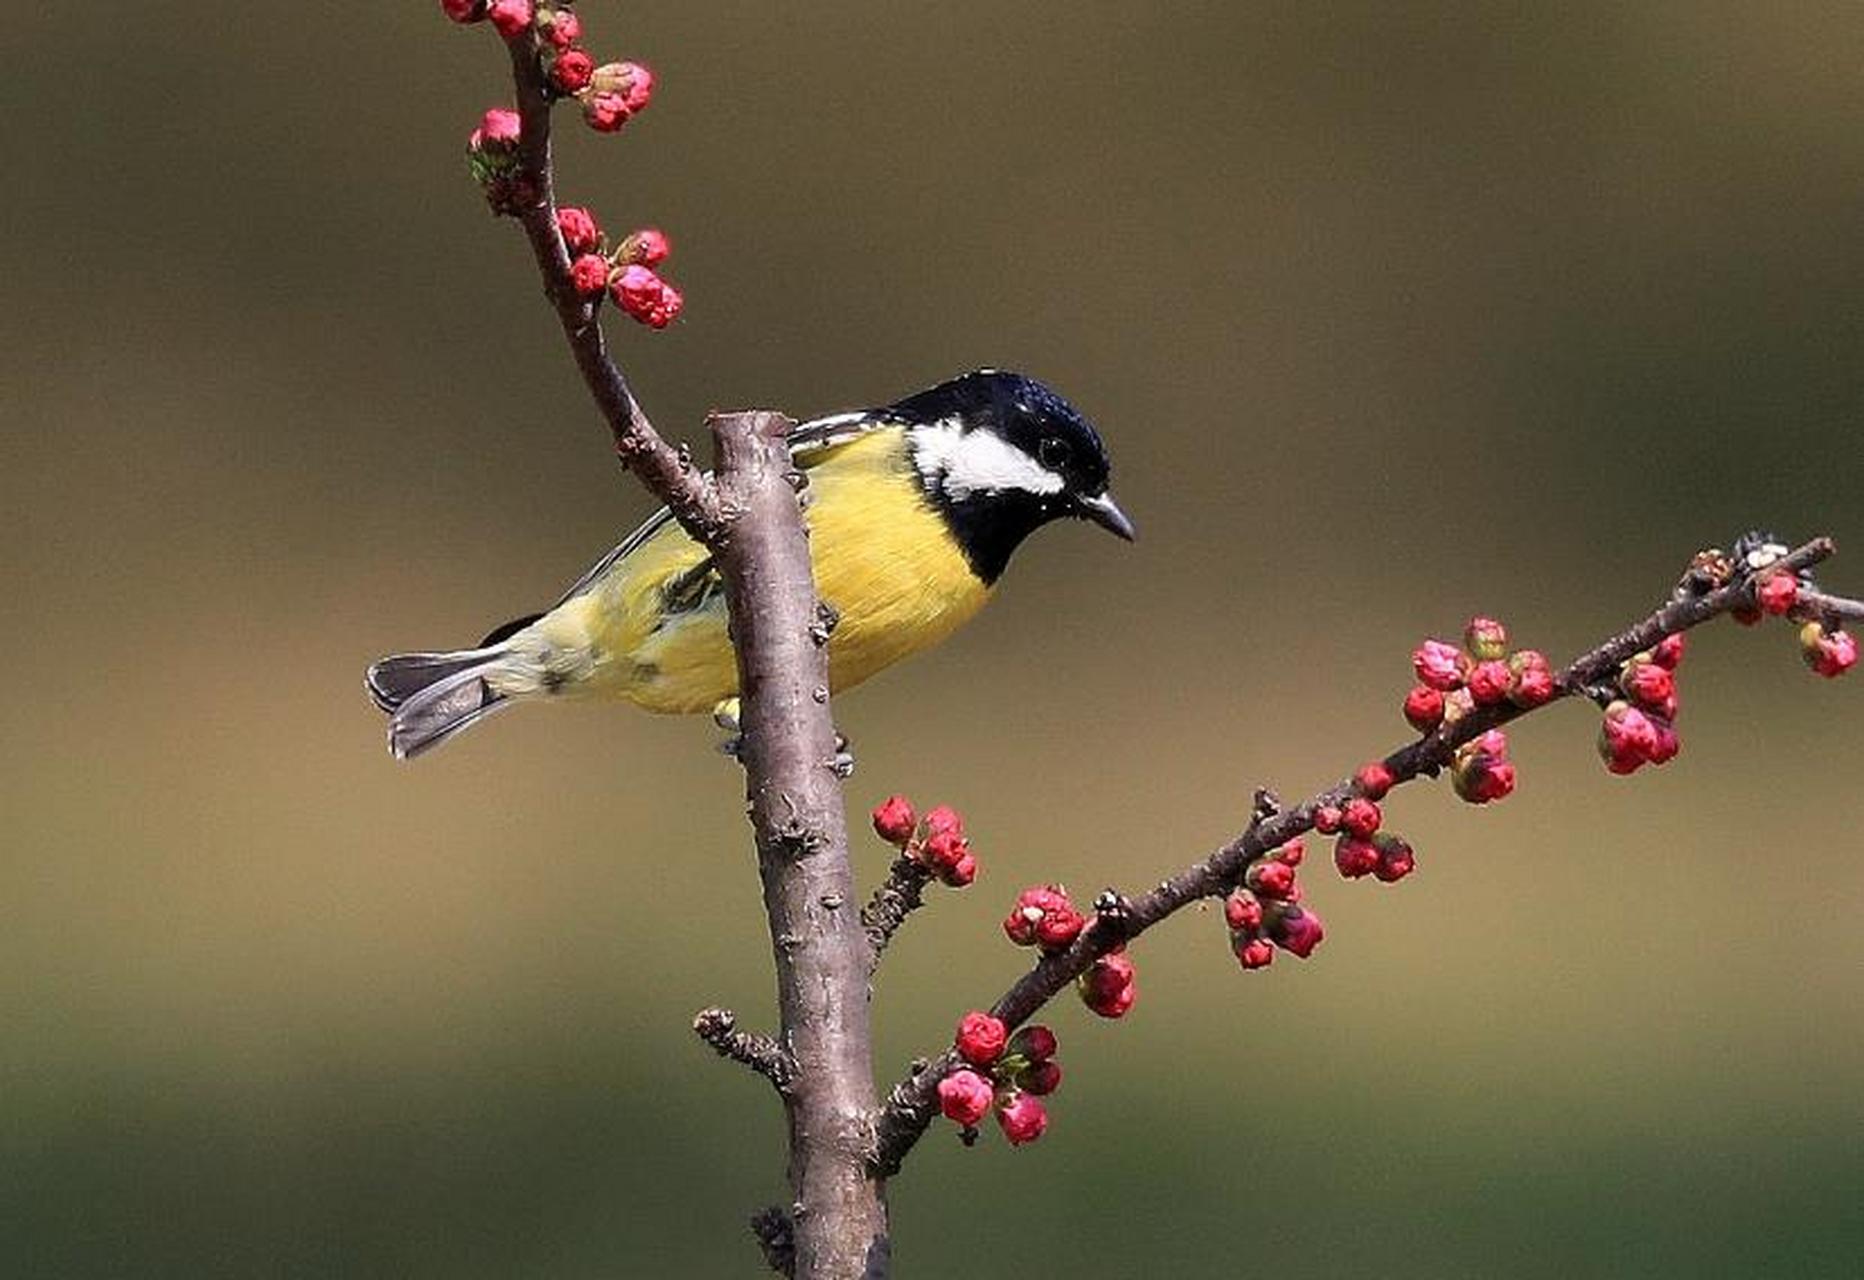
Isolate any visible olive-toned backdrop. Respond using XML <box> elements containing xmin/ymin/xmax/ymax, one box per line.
<box><xmin>5</xmin><ymin>3</ymin><xmax>1860</xmax><ymax>1275</ymax></box>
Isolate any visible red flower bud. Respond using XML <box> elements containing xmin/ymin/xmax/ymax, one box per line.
<box><xmin>1313</xmin><ymin>804</ymin><xmax>1343</xmax><ymax>835</ymax></box>
<box><xmin>1271</xmin><ymin>906</ymin><xmax>1325</xmax><ymax>958</ymax></box>
<box><xmin>487</xmin><ymin>0</ymin><xmax>533</xmax><ymax>40</ymax></box>
<box><xmin>1355</xmin><ymin>762</ymin><xmax>1395</xmax><ymax>800</ymax></box>
<box><xmin>1403</xmin><ymin>684</ymin><xmax>1445</xmax><ymax>732</ymax></box>
<box><xmin>545</xmin><ymin>7</ymin><xmax>581</xmax><ymax>48</ymax></box>
<box><xmin>620</xmin><ymin>227</ymin><xmax>672</xmax><ymax>267</ymax></box>
<box><xmin>1651</xmin><ymin>633</ymin><xmax>1687</xmax><ymax>670</ymax></box>
<box><xmin>1413</xmin><ymin>639</ymin><xmax>1468</xmax><ymax>692</ymax></box>
<box><xmin>1464</xmin><ymin>616</ymin><xmax>1509</xmax><ymax>662</ymax></box>
<box><xmin>870</xmin><ymin>795</ymin><xmax>916</xmax><ymax>846</ymax></box>
<box><xmin>583</xmin><ymin>91</ymin><xmax>632</xmax><ymax>133</ymax></box>
<box><xmin>1598</xmin><ymin>700</ymin><xmax>1657</xmax><ymax>775</ymax></box>
<box><xmin>1034</xmin><ymin>904</ymin><xmax>1086</xmax><ymax>951</ymax></box>
<box><xmin>996</xmin><ymin>1092</ymin><xmax>1049</xmax><ymax>1145</ymax></box>
<box><xmin>1467</xmin><ymin>659</ymin><xmax>1512</xmax><ymax>706</ymax></box>
<box><xmin>943</xmin><ymin>853</ymin><xmax>978</xmax><ymax>887</ymax></box>
<box><xmin>441</xmin><ymin>0</ymin><xmax>486</xmax><ymax>23</ymax></box>
<box><xmin>568</xmin><ymin>253</ymin><xmax>610</xmax><ymax>297</ymax></box>
<box><xmin>1235</xmin><ymin>936</ymin><xmax>1275</xmax><ymax>969</ymax></box>
<box><xmin>592</xmin><ymin>61</ymin><xmax>655</xmax><ymax>112</ymax></box>
<box><xmin>1341</xmin><ymin>797</ymin><xmax>1382</xmax><ymax>838</ymax></box>
<box><xmin>1756</xmin><ymin>572</ymin><xmax>1798</xmax><ymax>616</ymax></box>
<box><xmin>1020</xmin><ymin>1059</ymin><xmax>1062</xmax><ymax>1096</ymax></box>
<box><xmin>1224</xmin><ymin>889</ymin><xmax>1263</xmax><ymax>932</ymax></box>
<box><xmin>551</xmin><ymin>48</ymin><xmax>595</xmax><ymax>94</ymax></box>
<box><xmin>955</xmin><ymin>1011</ymin><xmax>1008</xmax><ymax>1067</ymax></box>
<box><xmin>922</xmin><ymin>805</ymin><xmax>962</xmax><ymax>838</ymax></box>
<box><xmin>610</xmin><ymin>264</ymin><xmax>673</xmax><ymax>325</ymax></box>
<box><xmin>1333</xmin><ymin>835</ymin><xmax>1379</xmax><ymax>879</ymax></box>
<box><xmin>1802</xmin><ymin>623</ymin><xmax>1858</xmax><ymax>678</ymax></box>
<box><xmin>1003</xmin><ymin>886</ymin><xmax>1077</xmax><ymax>948</ymax></box>
<box><xmin>469</xmin><ymin>107</ymin><xmax>522</xmax><ymax>151</ymax></box>
<box><xmin>1647</xmin><ymin>718</ymin><xmax>1681</xmax><ymax>765</ymax></box>
<box><xmin>1457</xmin><ymin>756</ymin><xmax>1516</xmax><ymax>803</ymax></box>
<box><xmin>1079</xmin><ymin>951</ymin><xmax>1137</xmax><ymax>1018</ymax></box>
<box><xmin>1620</xmin><ymin>660</ymin><xmax>1674</xmax><ymax>710</ymax></box>
<box><xmin>1372</xmin><ymin>832</ymin><xmax>1416</xmax><ymax>883</ymax></box>
<box><xmin>1508</xmin><ymin>662</ymin><xmax>1557</xmax><ymax>708</ymax></box>
<box><xmin>1275</xmin><ymin>837</ymin><xmax>1306</xmax><ymax>867</ymax></box>
<box><xmin>556</xmin><ymin>205</ymin><xmax>602</xmax><ymax>254</ymax></box>
<box><xmin>921</xmin><ymin>829</ymin><xmax>969</xmax><ymax>875</ymax></box>
<box><xmin>1008</xmin><ymin>1024</ymin><xmax>1058</xmax><ymax>1063</ymax></box>
<box><xmin>937</xmin><ymin>1068</ymin><xmax>994</xmax><ymax>1127</ymax></box>
<box><xmin>1248</xmin><ymin>859</ymin><xmax>1297</xmax><ymax>900</ymax></box>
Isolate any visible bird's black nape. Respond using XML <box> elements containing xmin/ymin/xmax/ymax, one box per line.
<box><xmin>885</xmin><ymin>370</ymin><xmax>1124</xmax><ymax>584</ymax></box>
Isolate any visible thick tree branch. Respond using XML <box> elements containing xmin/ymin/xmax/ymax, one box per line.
<box><xmin>871</xmin><ymin>537</ymin><xmax>1847</xmax><ymax>1176</ymax></box>
<box><xmin>693</xmin><ymin>1007</ymin><xmax>796</xmax><ymax>1094</ymax></box>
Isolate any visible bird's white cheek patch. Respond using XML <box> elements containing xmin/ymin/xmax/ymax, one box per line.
<box><xmin>910</xmin><ymin>419</ymin><xmax>1065</xmax><ymax>500</ymax></box>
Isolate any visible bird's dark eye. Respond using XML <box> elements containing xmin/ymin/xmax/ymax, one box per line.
<box><xmin>1038</xmin><ymin>438</ymin><xmax>1071</xmax><ymax>469</ymax></box>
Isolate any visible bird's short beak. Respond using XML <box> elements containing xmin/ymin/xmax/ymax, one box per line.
<box><xmin>1077</xmin><ymin>491</ymin><xmax>1137</xmax><ymax>542</ymax></box>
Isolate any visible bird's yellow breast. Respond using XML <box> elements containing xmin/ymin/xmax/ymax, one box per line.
<box><xmin>529</xmin><ymin>430</ymin><xmax>990</xmax><ymax>713</ymax></box>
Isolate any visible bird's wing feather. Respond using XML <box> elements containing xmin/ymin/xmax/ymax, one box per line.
<box><xmin>549</xmin><ymin>410</ymin><xmax>888</xmax><ymax>608</ymax></box>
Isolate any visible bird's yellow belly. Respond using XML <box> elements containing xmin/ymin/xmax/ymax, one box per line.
<box><xmin>537</xmin><ymin>433</ymin><xmax>991</xmax><ymax>714</ymax></box>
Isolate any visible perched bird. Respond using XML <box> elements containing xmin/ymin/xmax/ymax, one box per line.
<box><xmin>367</xmin><ymin>369</ymin><xmax>1133</xmax><ymax>758</ymax></box>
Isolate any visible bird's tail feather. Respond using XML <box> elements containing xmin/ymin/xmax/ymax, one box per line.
<box><xmin>366</xmin><ymin>646</ymin><xmax>515</xmax><ymax>760</ymax></box>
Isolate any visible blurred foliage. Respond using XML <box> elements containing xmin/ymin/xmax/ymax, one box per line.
<box><xmin>2</xmin><ymin>3</ymin><xmax>1859</xmax><ymax>1275</ymax></box>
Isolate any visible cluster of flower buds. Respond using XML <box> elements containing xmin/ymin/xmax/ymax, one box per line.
<box><xmin>1596</xmin><ymin>633</ymin><xmax>1684</xmax><ymax>775</ymax></box>
<box><xmin>442</xmin><ymin>3</ymin><xmax>657</xmax><ymax>134</ymax></box>
<box><xmin>1407</xmin><ymin>618</ymin><xmax>1556</xmax><ymax>730</ymax></box>
<box><xmin>870</xmin><ymin>796</ymin><xmax>977</xmax><ymax>887</ymax></box>
<box><xmin>1225</xmin><ymin>838</ymin><xmax>1329</xmax><ymax>969</ymax></box>
<box><xmin>1722</xmin><ymin>534</ymin><xmax>1855</xmax><ymax>678</ymax></box>
<box><xmin>550</xmin><ymin>205</ymin><xmax>683</xmax><ymax>327</ymax></box>
<box><xmin>938</xmin><ymin>1015</ymin><xmax>1062</xmax><ymax>1146</ymax></box>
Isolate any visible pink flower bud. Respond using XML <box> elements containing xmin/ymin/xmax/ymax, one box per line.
<box><xmin>1313</xmin><ymin>804</ymin><xmax>1343</xmax><ymax>835</ymax></box>
<box><xmin>996</xmin><ymin>1092</ymin><xmax>1049</xmax><ymax>1145</ymax></box>
<box><xmin>1248</xmin><ymin>859</ymin><xmax>1297</xmax><ymax>900</ymax></box>
<box><xmin>1355</xmin><ymin>761</ymin><xmax>1395</xmax><ymax>800</ymax></box>
<box><xmin>1079</xmin><ymin>951</ymin><xmax>1137</xmax><ymax>1018</ymax></box>
<box><xmin>469</xmin><ymin>107</ymin><xmax>522</xmax><ymax>151</ymax></box>
<box><xmin>487</xmin><ymin>0</ymin><xmax>533</xmax><ymax>40</ymax></box>
<box><xmin>1020</xmin><ymin>1059</ymin><xmax>1062</xmax><ymax>1096</ymax></box>
<box><xmin>545</xmin><ymin>7</ymin><xmax>581</xmax><ymax>48</ymax></box>
<box><xmin>1756</xmin><ymin>572</ymin><xmax>1798</xmax><ymax>616</ymax></box>
<box><xmin>1467</xmin><ymin>659</ymin><xmax>1512</xmax><ymax>706</ymax></box>
<box><xmin>870</xmin><ymin>795</ymin><xmax>916</xmax><ymax>846</ymax></box>
<box><xmin>617</xmin><ymin>227</ymin><xmax>672</xmax><ymax>267</ymax></box>
<box><xmin>943</xmin><ymin>852</ymin><xmax>978</xmax><ymax>887</ymax></box>
<box><xmin>592</xmin><ymin>61</ymin><xmax>655</xmax><ymax>112</ymax></box>
<box><xmin>1275</xmin><ymin>837</ymin><xmax>1306</xmax><ymax>867</ymax></box>
<box><xmin>955</xmin><ymin>1011</ymin><xmax>1008</xmax><ymax>1067</ymax></box>
<box><xmin>441</xmin><ymin>0</ymin><xmax>486</xmax><ymax>23</ymax></box>
<box><xmin>922</xmin><ymin>829</ymin><xmax>968</xmax><ymax>875</ymax></box>
<box><xmin>1647</xmin><ymin>718</ymin><xmax>1681</xmax><ymax>765</ymax></box>
<box><xmin>1403</xmin><ymin>684</ymin><xmax>1445</xmax><ymax>732</ymax></box>
<box><xmin>1413</xmin><ymin>639</ymin><xmax>1468</xmax><ymax>692</ymax></box>
<box><xmin>610</xmin><ymin>264</ymin><xmax>666</xmax><ymax>320</ymax></box>
<box><xmin>1620</xmin><ymin>660</ymin><xmax>1674</xmax><ymax>710</ymax></box>
<box><xmin>1802</xmin><ymin>623</ymin><xmax>1859</xmax><ymax>678</ymax></box>
<box><xmin>1035</xmin><ymin>903</ymin><xmax>1086</xmax><ymax>951</ymax></box>
<box><xmin>1508</xmin><ymin>662</ymin><xmax>1556</xmax><ymax>708</ymax></box>
<box><xmin>1271</xmin><ymin>906</ymin><xmax>1325</xmax><ymax>958</ymax></box>
<box><xmin>1453</xmin><ymin>755</ymin><xmax>1517</xmax><ymax>803</ymax></box>
<box><xmin>556</xmin><ymin>205</ymin><xmax>602</xmax><ymax>254</ymax></box>
<box><xmin>583</xmin><ymin>91</ymin><xmax>632</xmax><ymax>133</ymax></box>
<box><xmin>1224</xmin><ymin>889</ymin><xmax>1263</xmax><ymax>932</ymax></box>
<box><xmin>1235</xmin><ymin>936</ymin><xmax>1275</xmax><ymax>969</ymax></box>
<box><xmin>1372</xmin><ymin>832</ymin><xmax>1416</xmax><ymax>883</ymax></box>
<box><xmin>1464</xmin><ymin>616</ymin><xmax>1509</xmax><ymax>662</ymax></box>
<box><xmin>569</xmin><ymin>253</ymin><xmax>610</xmax><ymax>296</ymax></box>
<box><xmin>1003</xmin><ymin>886</ymin><xmax>1075</xmax><ymax>948</ymax></box>
<box><xmin>645</xmin><ymin>282</ymin><xmax>684</xmax><ymax>329</ymax></box>
<box><xmin>1009</xmin><ymin>1024</ymin><xmax>1058</xmax><ymax>1063</ymax></box>
<box><xmin>1598</xmin><ymin>700</ymin><xmax>1657</xmax><ymax>775</ymax></box>
<box><xmin>1341</xmin><ymin>797</ymin><xmax>1382</xmax><ymax>838</ymax></box>
<box><xmin>922</xmin><ymin>805</ymin><xmax>962</xmax><ymax>838</ymax></box>
<box><xmin>1333</xmin><ymin>835</ymin><xmax>1379</xmax><ymax>879</ymax></box>
<box><xmin>937</xmin><ymin>1068</ymin><xmax>994</xmax><ymax>1127</ymax></box>
<box><xmin>551</xmin><ymin>48</ymin><xmax>595</xmax><ymax>94</ymax></box>
<box><xmin>1651</xmin><ymin>633</ymin><xmax>1687</xmax><ymax>670</ymax></box>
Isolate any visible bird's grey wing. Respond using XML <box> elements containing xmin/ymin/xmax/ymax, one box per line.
<box><xmin>551</xmin><ymin>410</ymin><xmax>885</xmax><ymax>608</ymax></box>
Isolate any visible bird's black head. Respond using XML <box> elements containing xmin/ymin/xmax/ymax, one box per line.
<box><xmin>884</xmin><ymin>370</ymin><xmax>1134</xmax><ymax>584</ymax></box>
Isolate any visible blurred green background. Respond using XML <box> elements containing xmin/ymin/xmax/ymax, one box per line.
<box><xmin>4</xmin><ymin>2</ymin><xmax>1861</xmax><ymax>1275</ymax></box>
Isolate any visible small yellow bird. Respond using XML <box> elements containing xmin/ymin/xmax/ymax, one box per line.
<box><xmin>366</xmin><ymin>369</ymin><xmax>1133</xmax><ymax>758</ymax></box>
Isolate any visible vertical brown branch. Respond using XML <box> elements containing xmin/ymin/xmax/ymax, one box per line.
<box><xmin>707</xmin><ymin>411</ymin><xmax>889</xmax><ymax>1278</ymax></box>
